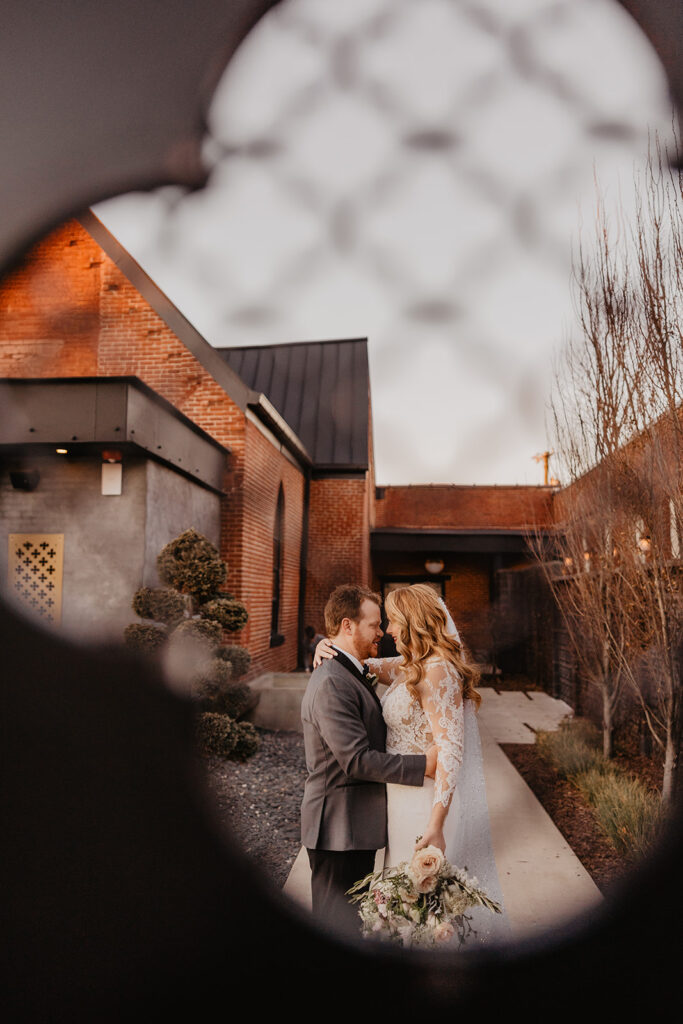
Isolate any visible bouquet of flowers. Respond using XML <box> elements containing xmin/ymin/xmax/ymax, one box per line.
<box><xmin>346</xmin><ymin>844</ymin><xmax>502</xmax><ymax>948</ymax></box>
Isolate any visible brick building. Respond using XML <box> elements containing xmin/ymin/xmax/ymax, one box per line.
<box><xmin>0</xmin><ymin>213</ymin><xmax>554</xmax><ymax>678</ymax></box>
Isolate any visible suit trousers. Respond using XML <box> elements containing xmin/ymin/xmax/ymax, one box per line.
<box><xmin>307</xmin><ymin>848</ymin><xmax>376</xmax><ymax>935</ymax></box>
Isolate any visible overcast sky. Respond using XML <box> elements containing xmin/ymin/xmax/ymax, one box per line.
<box><xmin>96</xmin><ymin>0</ymin><xmax>673</xmax><ymax>486</ymax></box>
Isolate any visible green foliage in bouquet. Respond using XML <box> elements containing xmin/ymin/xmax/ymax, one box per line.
<box><xmin>214</xmin><ymin>644</ymin><xmax>251</xmax><ymax>679</ymax></box>
<box><xmin>123</xmin><ymin>623</ymin><xmax>167</xmax><ymax>652</ymax></box>
<box><xmin>348</xmin><ymin>845</ymin><xmax>502</xmax><ymax>948</ymax></box>
<box><xmin>131</xmin><ymin>586</ymin><xmax>186</xmax><ymax>626</ymax></box>
<box><xmin>195</xmin><ymin>712</ymin><xmax>259</xmax><ymax>760</ymax></box>
<box><xmin>200</xmin><ymin>597</ymin><xmax>248</xmax><ymax>633</ymax></box>
<box><xmin>157</xmin><ymin>528</ymin><xmax>227</xmax><ymax>603</ymax></box>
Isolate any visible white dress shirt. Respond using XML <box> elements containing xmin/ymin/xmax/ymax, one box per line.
<box><xmin>331</xmin><ymin>643</ymin><xmax>365</xmax><ymax>676</ymax></box>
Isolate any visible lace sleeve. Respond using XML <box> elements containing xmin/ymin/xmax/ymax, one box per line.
<box><xmin>364</xmin><ymin>656</ymin><xmax>403</xmax><ymax>687</ymax></box>
<box><xmin>421</xmin><ymin>661</ymin><xmax>464</xmax><ymax>810</ymax></box>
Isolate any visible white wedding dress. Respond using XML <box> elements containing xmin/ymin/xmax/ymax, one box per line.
<box><xmin>366</xmin><ymin>643</ymin><xmax>510</xmax><ymax>946</ymax></box>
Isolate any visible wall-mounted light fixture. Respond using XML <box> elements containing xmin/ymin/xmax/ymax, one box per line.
<box><xmin>425</xmin><ymin>558</ymin><xmax>444</xmax><ymax>575</ymax></box>
<box><xmin>56</xmin><ymin>448</ymin><xmax>68</xmax><ymax>455</ymax></box>
<box><xmin>101</xmin><ymin>449</ymin><xmax>123</xmax><ymax>496</ymax></box>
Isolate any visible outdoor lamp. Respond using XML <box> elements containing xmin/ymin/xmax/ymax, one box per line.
<box><xmin>425</xmin><ymin>558</ymin><xmax>444</xmax><ymax>574</ymax></box>
<box><xmin>101</xmin><ymin>449</ymin><xmax>123</xmax><ymax>496</ymax></box>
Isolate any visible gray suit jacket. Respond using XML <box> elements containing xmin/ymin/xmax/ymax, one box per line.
<box><xmin>300</xmin><ymin>651</ymin><xmax>426</xmax><ymax>851</ymax></box>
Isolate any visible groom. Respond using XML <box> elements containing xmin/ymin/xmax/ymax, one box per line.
<box><xmin>300</xmin><ymin>583</ymin><xmax>436</xmax><ymax>933</ymax></box>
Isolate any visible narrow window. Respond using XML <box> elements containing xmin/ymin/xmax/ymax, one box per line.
<box><xmin>270</xmin><ymin>486</ymin><xmax>285</xmax><ymax>647</ymax></box>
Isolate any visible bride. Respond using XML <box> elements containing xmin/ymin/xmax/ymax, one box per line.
<box><xmin>316</xmin><ymin>583</ymin><xmax>508</xmax><ymax>945</ymax></box>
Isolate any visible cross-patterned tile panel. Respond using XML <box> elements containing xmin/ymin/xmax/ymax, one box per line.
<box><xmin>8</xmin><ymin>534</ymin><xmax>64</xmax><ymax>626</ymax></box>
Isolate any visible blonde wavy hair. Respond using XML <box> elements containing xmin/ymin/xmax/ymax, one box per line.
<box><xmin>384</xmin><ymin>584</ymin><xmax>481</xmax><ymax>709</ymax></box>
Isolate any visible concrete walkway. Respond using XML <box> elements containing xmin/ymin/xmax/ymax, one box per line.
<box><xmin>283</xmin><ymin>687</ymin><xmax>603</xmax><ymax>941</ymax></box>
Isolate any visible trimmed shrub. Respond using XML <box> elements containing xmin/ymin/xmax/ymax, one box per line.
<box><xmin>575</xmin><ymin>767</ymin><xmax>663</xmax><ymax>859</ymax></box>
<box><xmin>200</xmin><ymin>597</ymin><xmax>248</xmax><ymax>633</ymax></box>
<box><xmin>537</xmin><ymin>718</ymin><xmax>603</xmax><ymax>778</ymax></box>
<box><xmin>195</xmin><ymin>713</ymin><xmax>259</xmax><ymax>760</ymax></box>
<box><xmin>212</xmin><ymin>682</ymin><xmax>258</xmax><ymax>721</ymax></box>
<box><xmin>232</xmin><ymin>721</ymin><xmax>259</xmax><ymax>761</ymax></box>
<box><xmin>173</xmin><ymin>617</ymin><xmax>222</xmax><ymax>647</ymax></box>
<box><xmin>157</xmin><ymin>528</ymin><xmax>227</xmax><ymax>602</ymax></box>
<box><xmin>191</xmin><ymin>658</ymin><xmax>233</xmax><ymax>703</ymax></box>
<box><xmin>132</xmin><ymin>586</ymin><xmax>186</xmax><ymax>626</ymax></box>
<box><xmin>215</xmin><ymin>644</ymin><xmax>251</xmax><ymax>678</ymax></box>
<box><xmin>195</xmin><ymin>712</ymin><xmax>239</xmax><ymax>757</ymax></box>
<box><xmin>123</xmin><ymin>623</ymin><xmax>167</xmax><ymax>652</ymax></box>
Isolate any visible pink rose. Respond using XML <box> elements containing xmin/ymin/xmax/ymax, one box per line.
<box><xmin>434</xmin><ymin>921</ymin><xmax>455</xmax><ymax>943</ymax></box>
<box><xmin>410</xmin><ymin>845</ymin><xmax>445</xmax><ymax>884</ymax></box>
<box><xmin>416</xmin><ymin>874</ymin><xmax>438</xmax><ymax>894</ymax></box>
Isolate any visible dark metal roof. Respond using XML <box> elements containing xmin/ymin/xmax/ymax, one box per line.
<box><xmin>217</xmin><ymin>339</ymin><xmax>370</xmax><ymax>470</ymax></box>
<box><xmin>371</xmin><ymin>528</ymin><xmax>536</xmax><ymax>555</ymax></box>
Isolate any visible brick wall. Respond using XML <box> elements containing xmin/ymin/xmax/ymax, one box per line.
<box><xmin>227</xmin><ymin>421</ymin><xmax>304</xmax><ymax>677</ymax></box>
<box><xmin>305</xmin><ymin>475</ymin><xmax>371</xmax><ymax>633</ymax></box>
<box><xmin>0</xmin><ymin>219</ymin><xmax>304</xmax><ymax>676</ymax></box>
<box><xmin>371</xmin><ymin>550</ymin><xmax>494</xmax><ymax>660</ymax></box>
<box><xmin>375</xmin><ymin>484</ymin><xmax>555</xmax><ymax>529</ymax></box>
<box><xmin>0</xmin><ymin>222</ymin><xmax>101</xmax><ymax>377</ymax></box>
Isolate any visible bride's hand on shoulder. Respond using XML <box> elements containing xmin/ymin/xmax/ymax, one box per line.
<box><xmin>313</xmin><ymin>638</ymin><xmax>337</xmax><ymax>669</ymax></box>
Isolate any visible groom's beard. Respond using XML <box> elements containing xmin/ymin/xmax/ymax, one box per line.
<box><xmin>359</xmin><ymin>639</ymin><xmax>379</xmax><ymax>660</ymax></box>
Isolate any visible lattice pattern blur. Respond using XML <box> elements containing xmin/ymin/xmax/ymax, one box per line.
<box><xmin>9</xmin><ymin>534</ymin><xmax>64</xmax><ymax>625</ymax></box>
<box><xmin>96</xmin><ymin>0</ymin><xmax>672</xmax><ymax>483</ymax></box>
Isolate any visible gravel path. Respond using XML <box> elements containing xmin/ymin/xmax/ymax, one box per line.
<box><xmin>203</xmin><ymin>728</ymin><xmax>306</xmax><ymax>888</ymax></box>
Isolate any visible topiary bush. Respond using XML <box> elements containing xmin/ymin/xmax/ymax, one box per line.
<box><xmin>125</xmin><ymin>528</ymin><xmax>250</xmax><ymax>700</ymax></box>
<box><xmin>195</xmin><ymin>712</ymin><xmax>239</xmax><ymax>757</ymax></box>
<box><xmin>211</xmin><ymin>682</ymin><xmax>258</xmax><ymax>721</ymax></box>
<box><xmin>195</xmin><ymin>713</ymin><xmax>259</xmax><ymax>760</ymax></box>
<box><xmin>123</xmin><ymin>623</ymin><xmax>167</xmax><ymax>652</ymax></box>
<box><xmin>232</xmin><ymin>721</ymin><xmax>259</xmax><ymax>761</ymax></box>
<box><xmin>214</xmin><ymin>644</ymin><xmax>251</xmax><ymax>679</ymax></box>
<box><xmin>191</xmin><ymin>658</ymin><xmax>233</xmax><ymax>704</ymax></box>
<box><xmin>173</xmin><ymin>617</ymin><xmax>223</xmax><ymax>647</ymax></box>
<box><xmin>157</xmin><ymin>528</ymin><xmax>227</xmax><ymax>603</ymax></box>
<box><xmin>132</xmin><ymin>586</ymin><xmax>187</xmax><ymax>626</ymax></box>
<box><xmin>200</xmin><ymin>597</ymin><xmax>249</xmax><ymax>633</ymax></box>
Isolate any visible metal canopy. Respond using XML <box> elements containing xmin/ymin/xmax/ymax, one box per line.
<box><xmin>372</xmin><ymin>527</ymin><xmax>533</xmax><ymax>555</ymax></box>
<box><xmin>1</xmin><ymin>377</ymin><xmax>229</xmax><ymax>492</ymax></box>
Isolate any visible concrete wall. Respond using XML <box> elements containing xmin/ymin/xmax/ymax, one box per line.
<box><xmin>1</xmin><ymin>453</ymin><xmax>147</xmax><ymax>640</ymax></box>
<box><xmin>143</xmin><ymin>460</ymin><xmax>221</xmax><ymax>586</ymax></box>
<box><xmin>1</xmin><ymin>453</ymin><xmax>221</xmax><ymax>642</ymax></box>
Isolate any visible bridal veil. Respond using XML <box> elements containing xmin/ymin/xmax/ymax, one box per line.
<box><xmin>439</xmin><ymin>598</ymin><xmax>511</xmax><ymax>945</ymax></box>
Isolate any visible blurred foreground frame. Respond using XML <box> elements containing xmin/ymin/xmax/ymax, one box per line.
<box><xmin>0</xmin><ymin>0</ymin><xmax>682</xmax><ymax>1019</ymax></box>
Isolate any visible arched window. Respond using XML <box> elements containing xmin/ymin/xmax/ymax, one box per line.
<box><xmin>270</xmin><ymin>485</ymin><xmax>285</xmax><ymax>647</ymax></box>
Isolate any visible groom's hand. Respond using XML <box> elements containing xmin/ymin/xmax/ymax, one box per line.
<box><xmin>424</xmin><ymin>744</ymin><xmax>438</xmax><ymax>779</ymax></box>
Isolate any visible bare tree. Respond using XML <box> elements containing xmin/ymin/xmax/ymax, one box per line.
<box><xmin>541</xmin><ymin>134</ymin><xmax>683</xmax><ymax>801</ymax></box>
